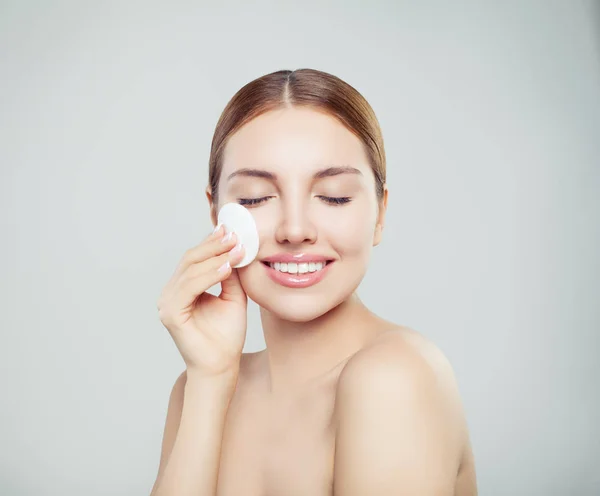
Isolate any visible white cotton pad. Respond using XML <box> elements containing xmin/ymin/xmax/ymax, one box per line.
<box><xmin>217</xmin><ymin>202</ymin><xmax>260</xmax><ymax>268</ymax></box>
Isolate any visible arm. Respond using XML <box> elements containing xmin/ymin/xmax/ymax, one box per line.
<box><xmin>150</xmin><ymin>368</ymin><xmax>238</xmax><ymax>496</ymax></box>
<box><xmin>332</xmin><ymin>341</ymin><xmax>463</xmax><ymax>495</ymax></box>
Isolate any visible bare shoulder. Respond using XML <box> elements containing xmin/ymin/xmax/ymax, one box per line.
<box><xmin>338</xmin><ymin>325</ymin><xmax>470</xmax><ymax>448</ymax></box>
<box><xmin>338</xmin><ymin>326</ymin><xmax>460</xmax><ymax>395</ymax></box>
<box><xmin>332</xmin><ymin>326</ymin><xmax>476</xmax><ymax>494</ymax></box>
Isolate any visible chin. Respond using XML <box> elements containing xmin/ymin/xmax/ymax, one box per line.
<box><xmin>256</xmin><ymin>294</ymin><xmax>343</xmax><ymax>322</ymax></box>
<box><xmin>240</xmin><ymin>267</ymin><xmax>365</xmax><ymax>323</ymax></box>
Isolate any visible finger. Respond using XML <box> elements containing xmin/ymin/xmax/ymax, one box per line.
<box><xmin>172</xmin><ymin>243</ymin><xmax>245</xmax><ymax>310</ymax></box>
<box><xmin>172</xmin><ymin>228</ymin><xmax>238</xmax><ymax>281</ymax></box>
<box><xmin>160</xmin><ymin>227</ymin><xmax>229</xmax><ymax>307</ymax></box>
<box><xmin>171</xmin><ymin>224</ymin><xmax>224</xmax><ymax>275</ymax></box>
<box><xmin>219</xmin><ymin>246</ymin><xmax>247</xmax><ymax>303</ymax></box>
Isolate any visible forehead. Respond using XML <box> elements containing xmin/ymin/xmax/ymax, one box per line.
<box><xmin>221</xmin><ymin>107</ymin><xmax>371</xmax><ymax>179</ymax></box>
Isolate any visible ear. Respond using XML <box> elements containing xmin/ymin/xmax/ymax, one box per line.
<box><xmin>205</xmin><ymin>185</ymin><xmax>218</xmax><ymax>227</ymax></box>
<box><xmin>373</xmin><ymin>184</ymin><xmax>388</xmax><ymax>247</ymax></box>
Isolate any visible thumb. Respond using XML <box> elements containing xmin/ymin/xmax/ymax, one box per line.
<box><xmin>219</xmin><ymin>266</ymin><xmax>247</xmax><ymax>303</ymax></box>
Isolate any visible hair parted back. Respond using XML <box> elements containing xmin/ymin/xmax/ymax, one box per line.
<box><xmin>208</xmin><ymin>68</ymin><xmax>386</xmax><ymax>207</ymax></box>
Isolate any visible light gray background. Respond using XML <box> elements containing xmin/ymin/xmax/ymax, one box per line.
<box><xmin>1</xmin><ymin>1</ymin><xmax>599</xmax><ymax>495</ymax></box>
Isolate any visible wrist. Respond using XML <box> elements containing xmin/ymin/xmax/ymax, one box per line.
<box><xmin>185</xmin><ymin>367</ymin><xmax>239</xmax><ymax>392</ymax></box>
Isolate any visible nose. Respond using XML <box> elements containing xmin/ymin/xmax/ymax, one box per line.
<box><xmin>274</xmin><ymin>200</ymin><xmax>317</xmax><ymax>246</ymax></box>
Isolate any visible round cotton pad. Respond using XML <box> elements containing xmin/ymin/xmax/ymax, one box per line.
<box><xmin>217</xmin><ymin>202</ymin><xmax>260</xmax><ymax>268</ymax></box>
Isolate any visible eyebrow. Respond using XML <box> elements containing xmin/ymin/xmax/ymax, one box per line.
<box><xmin>226</xmin><ymin>165</ymin><xmax>363</xmax><ymax>182</ymax></box>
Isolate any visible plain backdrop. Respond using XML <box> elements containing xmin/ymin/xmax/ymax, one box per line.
<box><xmin>1</xmin><ymin>1</ymin><xmax>599</xmax><ymax>495</ymax></box>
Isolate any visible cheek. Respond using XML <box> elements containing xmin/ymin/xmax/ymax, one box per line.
<box><xmin>322</xmin><ymin>210</ymin><xmax>375</xmax><ymax>257</ymax></box>
<box><xmin>251</xmin><ymin>208</ymin><xmax>277</xmax><ymax>243</ymax></box>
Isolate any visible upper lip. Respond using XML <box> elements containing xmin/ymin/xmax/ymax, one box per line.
<box><xmin>261</xmin><ymin>253</ymin><xmax>333</xmax><ymax>264</ymax></box>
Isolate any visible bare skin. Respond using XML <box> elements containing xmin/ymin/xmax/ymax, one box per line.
<box><xmin>154</xmin><ymin>320</ymin><xmax>477</xmax><ymax>495</ymax></box>
<box><xmin>150</xmin><ymin>106</ymin><xmax>477</xmax><ymax>494</ymax></box>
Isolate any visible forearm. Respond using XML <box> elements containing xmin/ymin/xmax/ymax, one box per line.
<box><xmin>153</xmin><ymin>370</ymin><xmax>238</xmax><ymax>496</ymax></box>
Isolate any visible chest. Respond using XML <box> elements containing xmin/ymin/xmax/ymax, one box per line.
<box><xmin>216</xmin><ymin>383</ymin><xmax>337</xmax><ymax>496</ymax></box>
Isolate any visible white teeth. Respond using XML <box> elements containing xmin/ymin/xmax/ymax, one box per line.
<box><xmin>270</xmin><ymin>261</ymin><xmax>326</xmax><ymax>274</ymax></box>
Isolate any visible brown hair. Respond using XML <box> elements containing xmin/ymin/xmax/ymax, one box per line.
<box><xmin>208</xmin><ymin>68</ymin><xmax>386</xmax><ymax>207</ymax></box>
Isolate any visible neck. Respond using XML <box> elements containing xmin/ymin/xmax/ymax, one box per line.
<box><xmin>259</xmin><ymin>292</ymin><xmax>382</xmax><ymax>395</ymax></box>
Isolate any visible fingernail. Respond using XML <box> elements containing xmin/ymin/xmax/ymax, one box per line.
<box><xmin>217</xmin><ymin>261</ymin><xmax>230</xmax><ymax>273</ymax></box>
<box><xmin>231</xmin><ymin>242</ymin><xmax>243</xmax><ymax>253</ymax></box>
<box><xmin>212</xmin><ymin>223</ymin><xmax>222</xmax><ymax>234</ymax></box>
<box><xmin>221</xmin><ymin>231</ymin><xmax>233</xmax><ymax>243</ymax></box>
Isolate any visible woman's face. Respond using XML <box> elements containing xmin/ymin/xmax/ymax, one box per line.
<box><xmin>209</xmin><ymin>106</ymin><xmax>387</xmax><ymax>322</ymax></box>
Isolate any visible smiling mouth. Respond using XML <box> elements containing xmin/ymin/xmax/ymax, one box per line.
<box><xmin>261</xmin><ymin>260</ymin><xmax>333</xmax><ymax>274</ymax></box>
<box><xmin>260</xmin><ymin>259</ymin><xmax>334</xmax><ymax>288</ymax></box>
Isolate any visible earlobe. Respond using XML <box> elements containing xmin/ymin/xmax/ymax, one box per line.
<box><xmin>206</xmin><ymin>186</ymin><xmax>217</xmax><ymax>227</ymax></box>
<box><xmin>373</xmin><ymin>185</ymin><xmax>388</xmax><ymax>246</ymax></box>
<box><xmin>373</xmin><ymin>224</ymin><xmax>383</xmax><ymax>246</ymax></box>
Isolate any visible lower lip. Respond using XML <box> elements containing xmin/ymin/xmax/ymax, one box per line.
<box><xmin>262</xmin><ymin>262</ymin><xmax>333</xmax><ymax>288</ymax></box>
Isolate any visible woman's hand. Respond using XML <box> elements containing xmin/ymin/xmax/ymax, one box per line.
<box><xmin>157</xmin><ymin>225</ymin><xmax>248</xmax><ymax>377</ymax></box>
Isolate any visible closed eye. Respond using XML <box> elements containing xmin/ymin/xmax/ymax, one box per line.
<box><xmin>319</xmin><ymin>196</ymin><xmax>351</xmax><ymax>205</ymax></box>
<box><xmin>237</xmin><ymin>196</ymin><xmax>352</xmax><ymax>207</ymax></box>
<box><xmin>237</xmin><ymin>197</ymin><xmax>272</xmax><ymax>206</ymax></box>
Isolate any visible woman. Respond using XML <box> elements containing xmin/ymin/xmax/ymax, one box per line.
<box><xmin>150</xmin><ymin>68</ymin><xmax>477</xmax><ymax>496</ymax></box>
